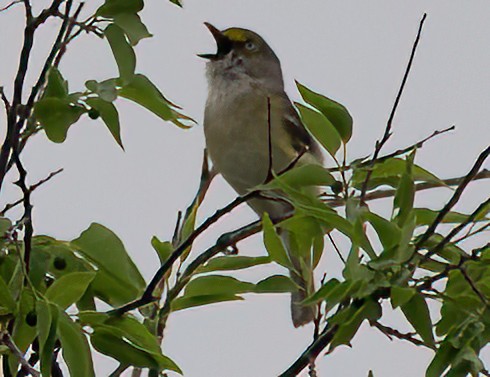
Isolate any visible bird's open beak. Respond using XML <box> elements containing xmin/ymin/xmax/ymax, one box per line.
<box><xmin>198</xmin><ymin>22</ymin><xmax>232</xmax><ymax>60</ymax></box>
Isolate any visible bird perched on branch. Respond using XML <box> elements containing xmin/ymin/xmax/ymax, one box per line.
<box><xmin>200</xmin><ymin>23</ymin><xmax>323</xmax><ymax>327</ymax></box>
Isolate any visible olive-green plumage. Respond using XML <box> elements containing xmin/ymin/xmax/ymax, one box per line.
<box><xmin>201</xmin><ymin>24</ymin><xmax>322</xmax><ymax>327</ymax></box>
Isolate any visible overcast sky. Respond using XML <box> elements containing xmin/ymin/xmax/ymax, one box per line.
<box><xmin>1</xmin><ymin>1</ymin><xmax>489</xmax><ymax>376</ymax></box>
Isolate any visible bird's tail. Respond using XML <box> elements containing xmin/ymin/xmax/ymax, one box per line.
<box><xmin>281</xmin><ymin>231</ymin><xmax>316</xmax><ymax>327</ymax></box>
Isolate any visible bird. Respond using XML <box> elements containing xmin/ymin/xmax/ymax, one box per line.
<box><xmin>200</xmin><ymin>23</ymin><xmax>323</xmax><ymax>327</ymax></box>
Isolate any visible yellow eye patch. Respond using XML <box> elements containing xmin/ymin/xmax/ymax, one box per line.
<box><xmin>223</xmin><ymin>28</ymin><xmax>248</xmax><ymax>42</ymax></box>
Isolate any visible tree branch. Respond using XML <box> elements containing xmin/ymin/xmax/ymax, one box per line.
<box><xmin>279</xmin><ymin>325</ymin><xmax>339</xmax><ymax>377</ymax></box>
<box><xmin>330</xmin><ymin>125</ymin><xmax>455</xmax><ymax>174</ymax></box>
<box><xmin>0</xmin><ymin>168</ymin><xmax>63</xmax><ymax>216</ymax></box>
<box><xmin>0</xmin><ymin>331</ymin><xmax>40</xmax><ymax>377</ymax></box>
<box><xmin>414</xmin><ymin>146</ymin><xmax>490</xmax><ymax>255</ymax></box>
<box><xmin>372</xmin><ymin>321</ymin><xmax>435</xmax><ymax>349</ymax></box>
<box><xmin>324</xmin><ymin>169</ymin><xmax>490</xmax><ymax>208</ymax></box>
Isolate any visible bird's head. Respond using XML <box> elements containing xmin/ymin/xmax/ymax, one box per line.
<box><xmin>200</xmin><ymin>23</ymin><xmax>283</xmax><ymax>90</ymax></box>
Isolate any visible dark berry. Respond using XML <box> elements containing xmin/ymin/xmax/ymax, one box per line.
<box><xmin>26</xmin><ymin>311</ymin><xmax>37</xmax><ymax>327</ymax></box>
<box><xmin>53</xmin><ymin>256</ymin><xmax>67</xmax><ymax>270</ymax></box>
<box><xmin>88</xmin><ymin>108</ymin><xmax>100</xmax><ymax>120</ymax></box>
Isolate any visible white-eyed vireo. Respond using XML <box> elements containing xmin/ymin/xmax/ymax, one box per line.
<box><xmin>200</xmin><ymin>23</ymin><xmax>323</xmax><ymax>327</ymax></box>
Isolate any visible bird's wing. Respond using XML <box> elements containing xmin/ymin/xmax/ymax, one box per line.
<box><xmin>280</xmin><ymin>94</ymin><xmax>323</xmax><ymax>163</ymax></box>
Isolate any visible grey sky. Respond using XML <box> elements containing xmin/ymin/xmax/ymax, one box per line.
<box><xmin>1</xmin><ymin>0</ymin><xmax>489</xmax><ymax>376</ymax></box>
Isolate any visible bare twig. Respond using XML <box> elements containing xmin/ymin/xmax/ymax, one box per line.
<box><xmin>26</xmin><ymin>0</ymin><xmax>73</xmax><ymax>110</ymax></box>
<box><xmin>0</xmin><ymin>168</ymin><xmax>63</xmax><ymax>215</ymax></box>
<box><xmin>53</xmin><ymin>2</ymin><xmax>86</xmax><ymax>67</ymax></box>
<box><xmin>359</xmin><ymin>13</ymin><xmax>427</xmax><ymax>204</ymax></box>
<box><xmin>454</xmin><ymin>222</ymin><xmax>490</xmax><ymax>244</ymax></box>
<box><xmin>327</xmin><ymin>233</ymin><xmax>346</xmax><ymax>264</ymax></box>
<box><xmin>372</xmin><ymin>321</ymin><xmax>435</xmax><ymax>349</ymax></box>
<box><xmin>324</xmin><ymin>169</ymin><xmax>490</xmax><ymax>208</ymax></box>
<box><xmin>0</xmin><ymin>0</ymin><xmax>22</xmax><ymax>12</ymax></box>
<box><xmin>12</xmin><ymin>148</ymin><xmax>33</xmax><ymax>273</ymax></box>
<box><xmin>421</xmin><ymin>196</ymin><xmax>490</xmax><ymax>262</ymax></box>
<box><xmin>109</xmin><ymin>190</ymin><xmax>262</xmax><ymax>315</ymax></box>
<box><xmin>0</xmin><ymin>331</ymin><xmax>40</xmax><ymax>377</ymax></box>
<box><xmin>0</xmin><ymin>86</ymin><xmax>10</xmax><ymax>112</ymax></box>
<box><xmin>266</xmin><ymin>96</ymin><xmax>274</xmax><ymax>182</ymax></box>
<box><xmin>460</xmin><ymin>267</ymin><xmax>489</xmax><ymax>306</ymax></box>
<box><xmin>0</xmin><ymin>7</ymin><xmax>36</xmax><ymax>191</ymax></box>
<box><xmin>330</xmin><ymin>125</ymin><xmax>455</xmax><ymax>173</ymax></box>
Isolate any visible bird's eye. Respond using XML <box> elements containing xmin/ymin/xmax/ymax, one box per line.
<box><xmin>245</xmin><ymin>41</ymin><xmax>256</xmax><ymax>51</ymax></box>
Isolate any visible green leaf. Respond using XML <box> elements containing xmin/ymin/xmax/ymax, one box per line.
<box><xmin>254</xmin><ymin>275</ymin><xmax>297</xmax><ymax>293</ymax></box>
<box><xmin>330</xmin><ymin>299</ymin><xmax>381</xmax><ymax>349</ymax></box>
<box><xmin>58</xmin><ymin>312</ymin><xmax>95</xmax><ymax>377</ymax></box>
<box><xmin>34</xmin><ymin>97</ymin><xmax>85</xmax><ymax>143</ymax></box>
<box><xmin>91</xmin><ymin>328</ymin><xmax>158</xmax><ymax>368</ymax></box>
<box><xmin>85</xmin><ymin>79</ymin><xmax>118</xmax><ymax>102</ymax></box>
<box><xmin>426</xmin><ymin>342</ymin><xmax>457</xmax><ymax>377</ymax></box>
<box><xmin>184</xmin><ymin>275</ymin><xmax>255</xmax><ymax>297</ymax></box>
<box><xmin>9</xmin><ymin>288</ymin><xmax>36</xmax><ymax>373</ymax></box>
<box><xmin>45</xmin><ymin>271</ymin><xmax>96</xmax><ymax>309</ymax></box>
<box><xmin>119</xmin><ymin>74</ymin><xmax>192</xmax><ymax>129</ymax></box>
<box><xmin>295</xmin><ymin>103</ymin><xmax>342</xmax><ymax>156</ymax></box>
<box><xmin>390</xmin><ymin>286</ymin><xmax>416</xmax><ymax>308</ymax></box>
<box><xmin>85</xmin><ymin>97</ymin><xmax>123</xmax><ymax>149</ymax></box>
<box><xmin>276</xmin><ymin>164</ymin><xmax>335</xmax><ymax>188</ymax></box>
<box><xmin>96</xmin><ymin>0</ymin><xmax>144</xmax><ymax>18</ymax></box>
<box><xmin>303</xmin><ymin>278</ymin><xmax>341</xmax><ymax>305</ymax></box>
<box><xmin>262</xmin><ymin>213</ymin><xmax>292</xmax><ymax>269</ymax></box>
<box><xmin>0</xmin><ymin>216</ymin><xmax>11</xmax><ymax>235</ymax></box>
<box><xmin>401</xmin><ymin>293</ymin><xmax>435</xmax><ymax>346</ymax></box>
<box><xmin>171</xmin><ymin>294</ymin><xmax>242</xmax><ymax>312</ymax></box>
<box><xmin>36</xmin><ymin>301</ymin><xmax>59</xmax><ymax>377</ymax></box>
<box><xmin>151</xmin><ymin>237</ymin><xmax>173</xmax><ymax>265</ymax></box>
<box><xmin>43</xmin><ymin>67</ymin><xmax>68</xmax><ymax>98</ymax></box>
<box><xmin>105</xmin><ymin>24</ymin><xmax>136</xmax><ymax>81</ymax></box>
<box><xmin>363</xmin><ymin>211</ymin><xmax>401</xmax><ymax>250</ymax></box>
<box><xmin>82</xmin><ymin>313</ymin><xmax>182</xmax><ymax>373</ymax></box>
<box><xmin>169</xmin><ymin>0</ymin><xmax>183</xmax><ymax>6</ymax></box>
<box><xmin>196</xmin><ymin>255</ymin><xmax>271</xmax><ymax>274</ymax></box>
<box><xmin>114</xmin><ymin>13</ymin><xmax>152</xmax><ymax>46</ymax></box>
<box><xmin>71</xmin><ymin>223</ymin><xmax>145</xmax><ymax>306</ymax></box>
<box><xmin>352</xmin><ymin>158</ymin><xmax>443</xmax><ymax>190</ymax></box>
<box><xmin>296</xmin><ymin>81</ymin><xmax>353</xmax><ymax>143</ymax></box>
<box><xmin>414</xmin><ymin>208</ymin><xmax>473</xmax><ymax>226</ymax></box>
<box><xmin>0</xmin><ymin>275</ymin><xmax>16</xmax><ymax>314</ymax></box>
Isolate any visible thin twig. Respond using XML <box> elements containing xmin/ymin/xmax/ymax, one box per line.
<box><xmin>26</xmin><ymin>0</ymin><xmax>73</xmax><ymax>110</ymax></box>
<box><xmin>414</xmin><ymin>146</ymin><xmax>490</xmax><ymax>256</ymax></box>
<box><xmin>0</xmin><ymin>86</ymin><xmax>10</xmax><ymax>112</ymax></box>
<box><xmin>330</xmin><ymin>125</ymin><xmax>455</xmax><ymax>173</ymax></box>
<box><xmin>459</xmin><ymin>267</ymin><xmax>489</xmax><ymax>306</ymax></box>
<box><xmin>327</xmin><ymin>233</ymin><xmax>346</xmax><ymax>264</ymax></box>
<box><xmin>421</xmin><ymin>197</ymin><xmax>490</xmax><ymax>263</ymax></box>
<box><xmin>372</xmin><ymin>321</ymin><xmax>435</xmax><ymax>349</ymax></box>
<box><xmin>12</xmin><ymin>147</ymin><xmax>33</xmax><ymax>273</ymax></box>
<box><xmin>0</xmin><ymin>168</ymin><xmax>63</xmax><ymax>215</ymax></box>
<box><xmin>454</xmin><ymin>222</ymin><xmax>490</xmax><ymax>244</ymax></box>
<box><xmin>53</xmin><ymin>2</ymin><xmax>86</xmax><ymax>67</ymax></box>
<box><xmin>359</xmin><ymin>13</ymin><xmax>427</xmax><ymax>204</ymax></box>
<box><xmin>324</xmin><ymin>169</ymin><xmax>490</xmax><ymax>208</ymax></box>
<box><xmin>279</xmin><ymin>324</ymin><xmax>339</xmax><ymax>377</ymax></box>
<box><xmin>0</xmin><ymin>331</ymin><xmax>40</xmax><ymax>377</ymax></box>
<box><xmin>109</xmin><ymin>190</ymin><xmax>262</xmax><ymax>315</ymax></box>
<box><xmin>266</xmin><ymin>96</ymin><xmax>274</xmax><ymax>182</ymax></box>
<box><xmin>0</xmin><ymin>0</ymin><xmax>22</xmax><ymax>12</ymax></box>
<box><xmin>0</xmin><ymin>5</ymin><xmax>36</xmax><ymax>192</ymax></box>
